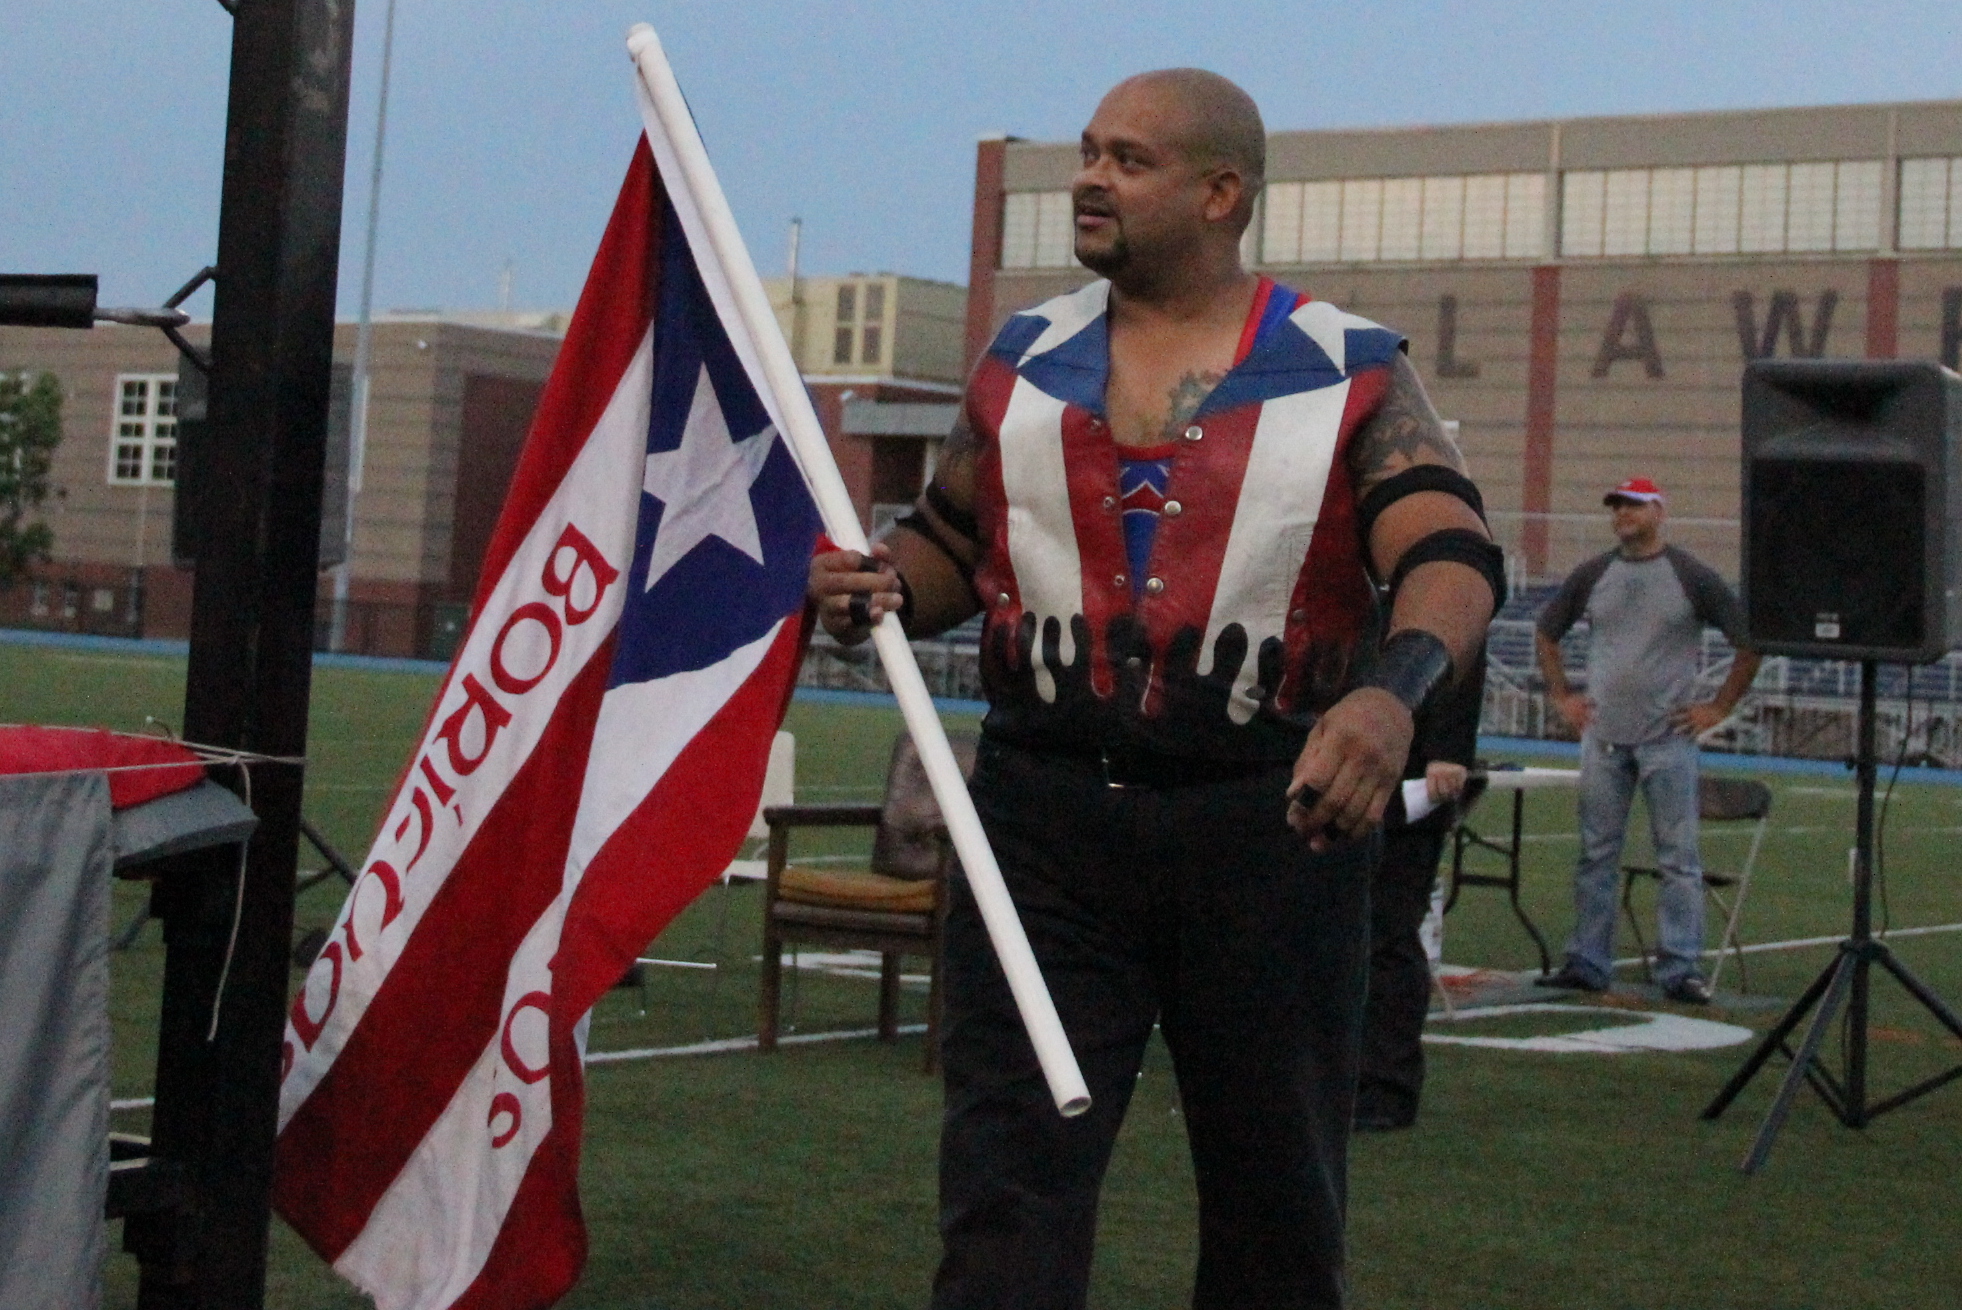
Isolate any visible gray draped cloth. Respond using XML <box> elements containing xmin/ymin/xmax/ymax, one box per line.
<box><xmin>0</xmin><ymin>771</ymin><xmax>113</xmax><ymax>1310</ymax></box>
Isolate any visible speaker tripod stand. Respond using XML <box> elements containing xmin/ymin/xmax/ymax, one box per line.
<box><xmin>1704</xmin><ymin>659</ymin><xmax>1962</xmax><ymax>1172</ymax></box>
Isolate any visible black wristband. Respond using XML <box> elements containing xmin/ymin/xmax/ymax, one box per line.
<box><xmin>1357</xmin><ymin>629</ymin><xmax>1454</xmax><ymax>715</ymax></box>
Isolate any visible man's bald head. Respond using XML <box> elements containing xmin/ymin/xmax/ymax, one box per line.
<box><xmin>1072</xmin><ymin>68</ymin><xmax>1267</xmax><ymax>283</ymax></box>
<box><xmin>1106</xmin><ymin>68</ymin><xmax>1266</xmax><ymax>200</ymax></box>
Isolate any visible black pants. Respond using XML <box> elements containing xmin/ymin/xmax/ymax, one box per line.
<box><xmin>931</xmin><ymin>738</ymin><xmax>1373</xmax><ymax>1310</ymax></box>
<box><xmin>1356</xmin><ymin>826</ymin><xmax>1447</xmax><ymax>1127</ymax></box>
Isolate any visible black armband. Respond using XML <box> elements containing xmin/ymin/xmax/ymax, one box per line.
<box><xmin>896</xmin><ymin>570</ymin><xmax>915</xmax><ymax>627</ymax></box>
<box><xmin>1388</xmin><ymin>528</ymin><xmax>1508</xmax><ymax>612</ymax></box>
<box><xmin>890</xmin><ymin>507</ymin><xmax>975</xmax><ymax>583</ymax></box>
<box><xmin>1358</xmin><ymin>629</ymin><xmax>1455</xmax><ymax>715</ymax></box>
<box><xmin>924</xmin><ymin>480</ymin><xmax>979</xmax><ymax>542</ymax></box>
<box><xmin>1356</xmin><ymin>465</ymin><xmax>1487</xmax><ymax>547</ymax></box>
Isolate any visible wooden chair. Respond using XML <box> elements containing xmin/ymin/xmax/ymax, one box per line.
<box><xmin>1621</xmin><ymin>775</ymin><xmax>1773</xmax><ymax>993</ymax></box>
<box><xmin>758</xmin><ymin>731</ymin><xmax>976</xmax><ymax>1072</ymax></box>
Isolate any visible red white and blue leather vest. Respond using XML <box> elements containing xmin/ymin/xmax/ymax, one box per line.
<box><xmin>967</xmin><ymin>277</ymin><xmax>1405</xmax><ymax>762</ymax></box>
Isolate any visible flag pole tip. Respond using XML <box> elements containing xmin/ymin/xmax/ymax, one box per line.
<box><xmin>626</xmin><ymin>23</ymin><xmax>659</xmax><ymax>57</ymax></box>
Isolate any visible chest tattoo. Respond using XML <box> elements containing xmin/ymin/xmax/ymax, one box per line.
<box><xmin>1127</xmin><ymin>369</ymin><xmax>1225</xmax><ymax>445</ymax></box>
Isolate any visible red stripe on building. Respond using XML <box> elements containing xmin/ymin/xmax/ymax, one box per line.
<box><xmin>1867</xmin><ymin>258</ymin><xmax>1900</xmax><ymax>359</ymax></box>
<box><xmin>1522</xmin><ymin>265</ymin><xmax>1562</xmax><ymax>578</ymax></box>
<box><xmin>962</xmin><ymin>138</ymin><xmax>1011</xmax><ymax>376</ymax></box>
<box><xmin>272</xmin><ymin>638</ymin><xmax>617</xmax><ymax>1261</ymax></box>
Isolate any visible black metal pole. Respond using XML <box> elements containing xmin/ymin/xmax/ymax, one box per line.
<box><xmin>1847</xmin><ymin>660</ymin><xmax>1877</xmax><ymax>1123</ymax></box>
<box><xmin>132</xmin><ymin>2</ymin><xmax>356</xmax><ymax>1306</ymax></box>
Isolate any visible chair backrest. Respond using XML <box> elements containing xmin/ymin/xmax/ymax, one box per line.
<box><xmin>870</xmin><ymin>731</ymin><xmax>978</xmax><ymax>880</ymax></box>
<box><xmin>1699</xmin><ymin>776</ymin><xmax>1772</xmax><ymax>823</ymax></box>
<box><xmin>745</xmin><ymin>731</ymin><xmax>796</xmax><ymax>841</ymax></box>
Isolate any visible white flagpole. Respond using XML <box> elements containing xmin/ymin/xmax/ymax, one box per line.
<box><xmin>626</xmin><ymin>24</ymin><xmax>1090</xmax><ymax>1118</ymax></box>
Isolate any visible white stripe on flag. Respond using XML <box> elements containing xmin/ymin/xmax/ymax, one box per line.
<box><xmin>279</xmin><ymin>329</ymin><xmax>653</xmax><ymax>1128</ymax></box>
<box><xmin>329</xmin><ymin>621</ymin><xmax>787</xmax><ymax>1310</ymax></box>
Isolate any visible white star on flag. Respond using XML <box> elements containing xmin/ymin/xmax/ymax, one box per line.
<box><xmin>640</xmin><ymin>363</ymin><xmax>779</xmax><ymax>591</ymax></box>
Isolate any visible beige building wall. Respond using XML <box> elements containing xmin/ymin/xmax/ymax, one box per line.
<box><xmin>766</xmin><ymin>274</ymin><xmax>966</xmax><ymax>384</ymax></box>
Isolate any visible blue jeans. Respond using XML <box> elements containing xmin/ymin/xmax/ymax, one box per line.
<box><xmin>1563</xmin><ymin>732</ymin><xmax>1705</xmax><ymax>989</ymax></box>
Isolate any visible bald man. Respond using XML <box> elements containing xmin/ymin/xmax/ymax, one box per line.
<box><xmin>809</xmin><ymin>69</ymin><xmax>1502</xmax><ymax>1309</ymax></box>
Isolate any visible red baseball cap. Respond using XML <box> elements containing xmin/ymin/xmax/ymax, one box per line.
<box><xmin>1604</xmin><ymin>477</ymin><xmax>1665</xmax><ymax>505</ymax></box>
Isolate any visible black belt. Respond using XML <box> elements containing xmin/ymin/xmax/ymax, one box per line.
<box><xmin>1094</xmin><ymin>745</ymin><xmax>1288</xmax><ymax>790</ymax></box>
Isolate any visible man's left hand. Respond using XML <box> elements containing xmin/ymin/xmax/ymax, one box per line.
<box><xmin>1672</xmin><ymin>702</ymin><xmax>1729</xmax><ymax>736</ymax></box>
<box><xmin>1287</xmin><ymin>688</ymin><xmax>1414</xmax><ymax>851</ymax></box>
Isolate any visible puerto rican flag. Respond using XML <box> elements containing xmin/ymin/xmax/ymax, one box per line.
<box><xmin>270</xmin><ymin>112</ymin><xmax>823</xmax><ymax>1307</ymax></box>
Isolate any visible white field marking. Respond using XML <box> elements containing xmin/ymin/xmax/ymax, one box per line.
<box><xmin>111</xmin><ymin>1097</ymin><xmax>155</xmax><ymax>1111</ymax></box>
<box><xmin>1610</xmin><ymin>920</ymin><xmax>1962</xmax><ymax>968</ymax></box>
<box><xmin>634</xmin><ymin>957</ymin><xmax>716</xmax><ymax>971</ymax></box>
<box><xmin>1422</xmin><ymin>1002</ymin><xmax>1753</xmax><ymax>1054</ymax></box>
<box><xmin>1786</xmin><ymin>786</ymin><xmax>1856</xmax><ymax>797</ymax></box>
<box><xmin>586</xmin><ymin>1023</ymin><xmax>927</xmax><ymax>1064</ymax></box>
<box><xmin>50</xmin><ymin>653</ymin><xmax>179</xmax><ymax>669</ymax></box>
<box><xmin>762</xmin><ymin>948</ymin><xmax>929</xmax><ymax>986</ymax></box>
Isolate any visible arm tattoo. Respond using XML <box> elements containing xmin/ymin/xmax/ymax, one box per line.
<box><xmin>1154</xmin><ymin>370</ymin><xmax>1226</xmax><ymax>442</ymax></box>
<box><xmin>920</xmin><ymin>408</ymin><xmax>981</xmax><ymax>546</ymax></box>
<box><xmin>1349</xmin><ymin>353</ymin><xmax>1467</xmax><ymax>493</ymax></box>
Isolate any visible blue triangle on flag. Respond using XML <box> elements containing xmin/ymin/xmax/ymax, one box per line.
<box><xmin>608</xmin><ymin>200</ymin><xmax>822</xmax><ymax>689</ymax></box>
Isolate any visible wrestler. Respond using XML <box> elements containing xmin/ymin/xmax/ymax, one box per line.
<box><xmin>808</xmin><ymin>68</ymin><xmax>1500</xmax><ymax>1310</ymax></box>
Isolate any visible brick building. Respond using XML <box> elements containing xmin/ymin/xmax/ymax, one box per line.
<box><xmin>0</xmin><ymin>274</ymin><xmax>967</xmax><ymax>654</ymax></box>
<box><xmin>963</xmin><ymin>99</ymin><xmax>1962</xmax><ymax>585</ymax></box>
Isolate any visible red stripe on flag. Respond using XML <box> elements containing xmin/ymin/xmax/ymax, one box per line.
<box><xmin>472</xmin><ymin>142</ymin><xmax>664</xmax><ymax>617</ymax></box>
<box><xmin>550</xmin><ymin>616</ymin><xmax>809</xmax><ymax>1018</ymax></box>
<box><xmin>273</xmin><ymin>638</ymin><xmax>617</xmax><ymax>1262</ymax></box>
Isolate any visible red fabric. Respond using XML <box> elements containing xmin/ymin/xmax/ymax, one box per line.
<box><xmin>0</xmin><ymin>725</ymin><xmax>204</xmax><ymax>809</ymax></box>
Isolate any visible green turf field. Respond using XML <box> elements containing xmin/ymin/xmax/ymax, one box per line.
<box><xmin>7</xmin><ymin>639</ymin><xmax>1961</xmax><ymax>1309</ymax></box>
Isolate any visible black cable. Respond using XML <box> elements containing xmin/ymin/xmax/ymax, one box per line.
<box><xmin>1875</xmin><ymin>677</ymin><xmax>1918</xmax><ymax>937</ymax></box>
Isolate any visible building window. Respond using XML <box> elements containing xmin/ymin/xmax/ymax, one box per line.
<box><xmin>998</xmin><ymin>192</ymin><xmax>1079</xmax><ymax>269</ymax></box>
<box><xmin>1262</xmin><ymin>172</ymin><xmax>1545</xmax><ymax>265</ymax></box>
<box><xmin>835</xmin><ymin>283</ymin><xmax>857</xmax><ymax>324</ymax></box>
<box><xmin>863</xmin><ymin>282</ymin><xmax>885</xmax><ymax>320</ymax></box>
<box><xmin>860</xmin><ymin>324</ymin><xmax>883</xmax><ymax>365</ymax></box>
<box><xmin>1899</xmin><ymin>156</ymin><xmax>1962</xmax><ymax>249</ymax></box>
<box><xmin>108</xmin><ymin>373</ymin><xmax>177</xmax><ymax>486</ymax></box>
<box><xmin>833</xmin><ymin>326</ymin><xmax>855</xmax><ymax>365</ymax></box>
<box><xmin>1562</xmin><ymin>160</ymin><xmax>1883</xmax><ymax>258</ymax></box>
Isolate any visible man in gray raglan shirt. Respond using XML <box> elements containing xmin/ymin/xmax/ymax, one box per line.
<box><xmin>1533</xmin><ymin>478</ymin><xmax>1762</xmax><ymax>1004</ymax></box>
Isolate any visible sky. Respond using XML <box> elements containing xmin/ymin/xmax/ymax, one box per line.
<box><xmin>4</xmin><ymin>1</ymin><xmax>1959</xmax><ymax>321</ymax></box>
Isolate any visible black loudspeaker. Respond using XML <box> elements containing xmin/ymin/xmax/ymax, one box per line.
<box><xmin>1742</xmin><ymin>359</ymin><xmax>1962</xmax><ymax>661</ymax></box>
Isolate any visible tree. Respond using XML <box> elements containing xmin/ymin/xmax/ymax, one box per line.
<box><xmin>0</xmin><ymin>371</ymin><xmax>63</xmax><ymax>583</ymax></box>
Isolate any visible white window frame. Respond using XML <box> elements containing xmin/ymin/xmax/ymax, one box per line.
<box><xmin>108</xmin><ymin>373</ymin><xmax>178</xmax><ymax>486</ymax></box>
